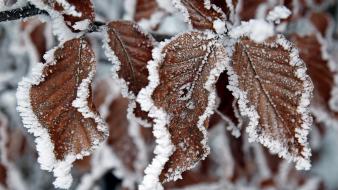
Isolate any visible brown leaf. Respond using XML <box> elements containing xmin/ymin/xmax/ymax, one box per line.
<box><xmin>239</xmin><ymin>0</ymin><xmax>266</xmax><ymax>21</ymax></box>
<box><xmin>289</xmin><ymin>34</ymin><xmax>338</xmax><ymax>122</ymax></box>
<box><xmin>309</xmin><ymin>12</ymin><xmax>331</xmax><ymax>37</ymax></box>
<box><xmin>228</xmin><ymin>35</ymin><xmax>313</xmax><ymax>170</ymax></box>
<box><xmin>173</xmin><ymin>0</ymin><xmax>226</xmax><ymax>31</ymax></box>
<box><xmin>31</xmin><ymin>38</ymin><xmax>106</xmax><ymax>160</ymax></box>
<box><xmin>105</xmin><ymin>20</ymin><xmax>155</xmax><ymax>123</ymax></box>
<box><xmin>105</xmin><ymin>97</ymin><xmax>139</xmax><ymax>172</ymax></box>
<box><xmin>138</xmin><ymin>31</ymin><xmax>227</xmax><ymax>186</ymax></box>
<box><xmin>134</xmin><ymin>0</ymin><xmax>161</xmax><ymax>22</ymax></box>
<box><xmin>0</xmin><ymin>163</ymin><xmax>6</xmax><ymax>188</ymax></box>
<box><xmin>105</xmin><ymin>20</ymin><xmax>155</xmax><ymax>95</ymax></box>
<box><xmin>17</xmin><ymin>38</ymin><xmax>107</xmax><ymax>188</ymax></box>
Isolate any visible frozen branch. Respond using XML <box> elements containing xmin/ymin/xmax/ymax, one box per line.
<box><xmin>0</xmin><ymin>3</ymin><xmax>47</xmax><ymax>22</ymax></box>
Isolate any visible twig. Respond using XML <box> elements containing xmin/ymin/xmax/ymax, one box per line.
<box><xmin>0</xmin><ymin>3</ymin><xmax>48</xmax><ymax>22</ymax></box>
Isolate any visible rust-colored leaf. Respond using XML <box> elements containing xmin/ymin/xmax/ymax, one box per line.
<box><xmin>239</xmin><ymin>0</ymin><xmax>266</xmax><ymax>21</ymax></box>
<box><xmin>309</xmin><ymin>12</ymin><xmax>331</xmax><ymax>37</ymax></box>
<box><xmin>31</xmin><ymin>38</ymin><xmax>106</xmax><ymax>160</ymax></box>
<box><xmin>289</xmin><ymin>34</ymin><xmax>337</xmax><ymax>121</ymax></box>
<box><xmin>105</xmin><ymin>20</ymin><xmax>155</xmax><ymax>95</ymax></box>
<box><xmin>106</xmin><ymin>97</ymin><xmax>139</xmax><ymax>171</ymax></box>
<box><xmin>174</xmin><ymin>0</ymin><xmax>226</xmax><ymax>31</ymax></box>
<box><xmin>229</xmin><ymin>35</ymin><xmax>313</xmax><ymax>170</ymax></box>
<box><xmin>17</xmin><ymin>38</ymin><xmax>107</xmax><ymax>188</ymax></box>
<box><xmin>134</xmin><ymin>0</ymin><xmax>161</xmax><ymax>22</ymax></box>
<box><xmin>138</xmin><ymin>31</ymin><xmax>227</xmax><ymax>186</ymax></box>
<box><xmin>105</xmin><ymin>20</ymin><xmax>155</xmax><ymax>123</ymax></box>
<box><xmin>0</xmin><ymin>163</ymin><xmax>6</xmax><ymax>188</ymax></box>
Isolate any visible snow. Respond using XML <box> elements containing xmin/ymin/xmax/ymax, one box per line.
<box><xmin>28</xmin><ymin>0</ymin><xmax>85</xmax><ymax>42</ymax></box>
<box><xmin>73</xmin><ymin>19</ymin><xmax>91</xmax><ymax>31</ymax></box>
<box><xmin>136</xmin><ymin>38</ymin><xmax>175</xmax><ymax>190</ymax></box>
<box><xmin>229</xmin><ymin>19</ymin><xmax>274</xmax><ymax>43</ymax></box>
<box><xmin>172</xmin><ymin>0</ymin><xmax>192</xmax><ymax>29</ymax></box>
<box><xmin>213</xmin><ymin>19</ymin><xmax>226</xmax><ymax>34</ymax></box>
<box><xmin>16</xmin><ymin>39</ymin><xmax>107</xmax><ymax>189</ymax></box>
<box><xmin>72</xmin><ymin>69</ymin><xmax>108</xmax><ymax>137</ymax></box>
<box><xmin>266</xmin><ymin>5</ymin><xmax>291</xmax><ymax>24</ymax></box>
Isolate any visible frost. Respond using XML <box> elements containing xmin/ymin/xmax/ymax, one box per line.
<box><xmin>73</xmin><ymin>19</ymin><xmax>91</xmax><ymax>31</ymax></box>
<box><xmin>171</xmin><ymin>0</ymin><xmax>192</xmax><ymax>29</ymax></box>
<box><xmin>136</xmin><ymin>39</ymin><xmax>175</xmax><ymax>190</ymax></box>
<box><xmin>266</xmin><ymin>5</ymin><xmax>291</xmax><ymax>24</ymax></box>
<box><xmin>28</xmin><ymin>0</ymin><xmax>83</xmax><ymax>42</ymax></box>
<box><xmin>102</xmin><ymin>24</ymin><xmax>154</xmax><ymax>127</ymax></box>
<box><xmin>229</xmin><ymin>19</ymin><xmax>274</xmax><ymax>43</ymax></box>
<box><xmin>213</xmin><ymin>19</ymin><xmax>226</xmax><ymax>34</ymax></box>
<box><xmin>72</xmin><ymin>69</ymin><xmax>108</xmax><ymax>138</ymax></box>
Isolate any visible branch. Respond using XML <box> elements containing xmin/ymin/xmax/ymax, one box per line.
<box><xmin>0</xmin><ymin>4</ymin><xmax>48</xmax><ymax>22</ymax></box>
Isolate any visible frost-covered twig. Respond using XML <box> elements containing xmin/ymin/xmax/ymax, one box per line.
<box><xmin>0</xmin><ymin>3</ymin><xmax>47</xmax><ymax>22</ymax></box>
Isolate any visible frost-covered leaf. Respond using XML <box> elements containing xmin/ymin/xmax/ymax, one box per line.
<box><xmin>289</xmin><ymin>34</ymin><xmax>338</xmax><ymax>124</ymax></box>
<box><xmin>227</xmin><ymin>35</ymin><xmax>313</xmax><ymax>170</ymax></box>
<box><xmin>28</xmin><ymin>0</ymin><xmax>95</xmax><ymax>40</ymax></box>
<box><xmin>105</xmin><ymin>20</ymin><xmax>155</xmax><ymax>96</ymax></box>
<box><xmin>40</xmin><ymin>0</ymin><xmax>95</xmax><ymax>30</ymax></box>
<box><xmin>16</xmin><ymin>38</ymin><xmax>108</xmax><ymax>189</ymax></box>
<box><xmin>172</xmin><ymin>0</ymin><xmax>226</xmax><ymax>32</ymax></box>
<box><xmin>104</xmin><ymin>20</ymin><xmax>155</xmax><ymax>124</ymax></box>
<box><xmin>134</xmin><ymin>0</ymin><xmax>161</xmax><ymax>22</ymax></box>
<box><xmin>137</xmin><ymin>31</ymin><xmax>227</xmax><ymax>189</ymax></box>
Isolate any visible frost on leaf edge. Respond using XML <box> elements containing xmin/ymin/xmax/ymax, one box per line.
<box><xmin>102</xmin><ymin>22</ymin><xmax>156</xmax><ymax>127</ymax></box>
<box><xmin>16</xmin><ymin>38</ymin><xmax>107</xmax><ymax>189</ymax></box>
<box><xmin>28</xmin><ymin>0</ymin><xmax>87</xmax><ymax>42</ymax></box>
<box><xmin>136</xmin><ymin>30</ymin><xmax>227</xmax><ymax>189</ymax></box>
<box><xmin>225</xmin><ymin>34</ymin><xmax>313</xmax><ymax>170</ymax></box>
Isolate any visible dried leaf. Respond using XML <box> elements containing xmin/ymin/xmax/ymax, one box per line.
<box><xmin>239</xmin><ymin>0</ymin><xmax>266</xmax><ymax>21</ymax></box>
<box><xmin>309</xmin><ymin>12</ymin><xmax>331</xmax><ymax>37</ymax></box>
<box><xmin>173</xmin><ymin>0</ymin><xmax>226</xmax><ymax>31</ymax></box>
<box><xmin>227</xmin><ymin>35</ymin><xmax>313</xmax><ymax>170</ymax></box>
<box><xmin>0</xmin><ymin>163</ymin><xmax>6</xmax><ymax>188</ymax></box>
<box><xmin>104</xmin><ymin>20</ymin><xmax>155</xmax><ymax>124</ymax></box>
<box><xmin>134</xmin><ymin>0</ymin><xmax>161</xmax><ymax>22</ymax></box>
<box><xmin>17</xmin><ymin>38</ymin><xmax>107</xmax><ymax>189</ymax></box>
<box><xmin>137</xmin><ymin>31</ymin><xmax>227</xmax><ymax>189</ymax></box>
<box><xmin>289</xmin><ymin>34</ymin><xmax>338</xmax><ymax>123</ymax></box>
<box><xmin>105</xmin><ymin>97</ymin><xmax>139</xmax><ymax>172</ymax></box>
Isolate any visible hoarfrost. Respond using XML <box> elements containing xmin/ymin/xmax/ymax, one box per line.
<box><xmin>229</xmin><ymin>19</ymin><xmax>274</xmax><ymax>43</ymax></box>
<box><xmin>136</xmin><ymin>39</ymin><xmax>175</xmax><ymax>190</ymax></box>
<box><xmin>266</xmin><ymin>5</ymin><xmax>291</xmax><ymax>23</ymax></box>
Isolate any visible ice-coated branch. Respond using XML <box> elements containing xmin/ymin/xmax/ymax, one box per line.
<box><xmin>0</xmin><ymin>3</ymin><xmax>47</xmax><ymax>22</ymax></box>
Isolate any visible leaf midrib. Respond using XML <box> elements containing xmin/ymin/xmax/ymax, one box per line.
<box><xmin>240</xmin><ymin>42</ymin><xmax>292</xmax><ymax>135</ymax></box>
